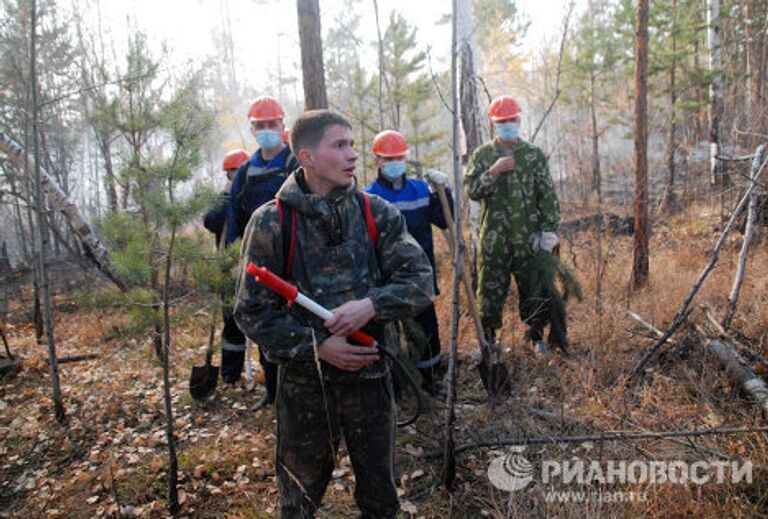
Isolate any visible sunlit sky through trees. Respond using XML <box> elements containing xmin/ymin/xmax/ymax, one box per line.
<box><xmin>69</xmin><ymin>0</ymin><xmax>583</xmax><ymax>108</ymax></box>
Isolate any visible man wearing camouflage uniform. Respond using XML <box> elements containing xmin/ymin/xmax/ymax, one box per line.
<box><xmin>234</xmin><ymin>110</ymin><xmax>433</xmax><ymax>518</ymax></box>
<box><xmin>464</xmin><ymin>95</ymin><xmax>563</xmax><ymax>357</ymax></box>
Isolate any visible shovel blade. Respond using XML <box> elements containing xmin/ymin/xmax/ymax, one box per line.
<box><xmin>189</xmin><ymin>364</ymin><xmax>219</xmax><ymax>400</ymax></box>
<box><xmin>477</xmin><ymin>361</ymin><xmax>510</xmax><ymax>397</ymax></box>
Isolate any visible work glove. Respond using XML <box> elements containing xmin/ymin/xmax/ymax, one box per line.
<box><xmin>425</xmin><ymin>169</ymin><xmax>449</xmax><ymax>186</ymax></box>
<box><xmin>532</xmin><ymin>231</ymin><xmax>559</xmax><ymax>253</ymax></box>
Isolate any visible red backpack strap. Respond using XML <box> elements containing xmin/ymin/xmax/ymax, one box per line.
<box><xmin>276</xmin><ymin>199</ymin><xmax>297</xmax><ymax>279</ymax></box>
<box><xmin>361</xmin><ymin>192</ymin><xmax>379</xmax><ymax>247</ymax></box>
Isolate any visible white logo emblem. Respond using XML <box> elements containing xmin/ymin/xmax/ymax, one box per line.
<box><xmin>488</xmin><ymin>447</ymin><xmax>534</xmax><ymax>492</ymax></box>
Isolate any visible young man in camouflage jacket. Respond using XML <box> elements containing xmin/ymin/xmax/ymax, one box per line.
<box><xmin>464</xmin><ymin>95</ymin><xmax>563</xmax><ymax>357</ymax></box>
<box><xmin>234</xmin><ymin>110</ymin><xmax>433</xmax><ymax>517</ymax></box>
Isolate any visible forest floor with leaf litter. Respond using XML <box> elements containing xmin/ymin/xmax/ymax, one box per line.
<box><xmin>1</xmin><ymin>199</ymin><xmax>767</xmax><ymax>518</ymax></box>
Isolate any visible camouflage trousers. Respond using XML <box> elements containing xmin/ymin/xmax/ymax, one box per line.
<box><xmin>275</xmin><ymin>366</ymin><xmax>399</xmax><ymax>518</ymax></box>
<box><xmin>476</xmin><ymin>246</ymin><xmax>549</xmax><ymax>341</ymax></box>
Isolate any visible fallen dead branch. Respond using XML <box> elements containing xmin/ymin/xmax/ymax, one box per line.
<box><xmin>424</xmin><ymin>426</ymin><xmax>768</xmax><ymax>458</ymax></box>
<box><xmin>707</xmin><ymin>339</ymin><xmax>768</xmax><ymax>418</ymax></box>
<box><xmin>627</xmin><ymin>309</ymin><xmax>681</xmax><ymax>348</ymax></box>
<box><xmin>629</xmin><ymin>149</ymin><xmax>767</xmax><ymax>379</ymax></box>
<box><xmin>58</xmin><ymin>353</ymin><xmax>99</xmax><ymax>364</ymax></box>
<box><xmin>602</xmin><ymin>410</ymin><xmax>734</xmax><ymax>461</ymax></box>
<box><xmin>0</xmin><ymin>131</ymin><xmax>127</xmax><ymax>291</ymax></box>
<box><xmin>0</xmin><ymin>360</ymin><xmax>21</xmax><ymax>375</ymax></box>
<box><xmin>1</xmin><ymin>327</ymin><xmax>13</xmax><ymax>359</ymax></box>
<box><xmin>703</xmin><ymin>306</ymin><xmax>768</xmax><ymax>368</ymax></box>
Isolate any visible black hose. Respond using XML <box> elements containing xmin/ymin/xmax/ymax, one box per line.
<box><xmin>376</xmin><ymin>345</ymin><xmax>422</xmax><ymax>427</ymax></box>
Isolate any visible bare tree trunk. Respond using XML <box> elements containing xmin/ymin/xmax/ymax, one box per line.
<box><xmin>723</xmin><ymin>144</ymin><xmax>765</xmax><ymax>329</ymax></box>
<box><xmin>30</xmin><ymin>0</ymin><xmax>65</xmax><ymax>424</ymax></box>
<box><xmin>708</xmin><ymin>0</ymin><xmax>727</xmax><ymax>191</ymax></box>
<box><xmin>590</xmin><ymin>68</ymin><xmax>600</xmax><ymax>198</ymax></box>
<box><xmin>98</xmin><ymin>137</ymin><xmax>118</xmax><ymax>213</ymax></box>
<box><xmin>121</xmin><ymin>178</ymin><xmax>131</xmax><ymax>210</ymax></box>
<box><xmin>373</xmin><ymin>0</ymin><xmax>385</xmax><ymax>130</ymax></box>
<box><xmin>745</xmin><ymin>0</ymin><xmax>754</xmax><ymax>147</ymax></box>
<box><xmin>664</xmin><ymin>0</ymin><xmax>678</xmax><ymax>212</ymax></box>
<box><xmin>457</xmin><ymin>0</ymin><xmax>485</xmax><ymax>157</ymax></box>
<box><xmin>632</xmin><ymin>0</ymin><xmax>650</xmax><ymax>290</ymax></box>
<box><xmin>694</xmin><ymin>38</ymin><xmax>704</xmax><ymax>143</ymax></box>
<box><xmin>588</xmin><ymin>0</ymin><xmax>600</xmax><ymax>198</ymax></box>
<box><xmin>6</xmin><ymin>168</ymin><xmax>30</xmax><ymax>263</ymax></box>
<box><xmin>296</xmin><ymin>0</ymin><xmax>328</xmax><ymax>110</ymax></box>
<box><xmin>456</xmin><ymin>0</ymin><xmax>485</xmax><ymax>284</ymax></box>
<box><xmin>161</xmin><ymin>179</ymin><xmax>179</xmax><ymax>515</ymax></box>
<box><xmin>20</xmin><ymin>80</ymin><xmax>43</xmax><ymax>344</ymax></box>
<box><xmin>442</xmin><ymin>0</ymin><xmax>461</xmax><ymax>491</ymax></box>
<box><xmin>0</xmin><ymin>132</ymin><xmax>127</xmax><ymax>291</ymax></box>
<box><xmin>758</xmin><ymin>5</ymin><xmax>767</xmax><ymax>116</ymax></box>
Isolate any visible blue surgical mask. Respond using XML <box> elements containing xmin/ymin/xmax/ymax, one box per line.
<box><xmin>495</xmin><ymin>122</ymin><xmax>519</xmax><ymax>142</ymax></box>
<box><xmin>381</xmin><ymin>160</ymin><xmax>406</xmax><ymax>180</ymax></box>
<box><xmin>255</xmin><ymin>129</ymin><xmax>282</xmax><ymax>150</ymax></box>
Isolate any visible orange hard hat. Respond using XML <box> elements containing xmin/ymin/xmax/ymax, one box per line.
<box><xmin>247</xmin><ymin>96</ymin><xmax>285</xmax><ymax>122</ymax></box>
<box><xmin>282</xmin><ymin>128</ymin><xmax>290</xmax><ymax>143</ymax></box>
<box><xmin>222</xmin><ymin>149</ymin><xmax>250</xmax><ymax>171</ymax></box>
<box><xmin>372</xmin><ymin>130</ymin><xmax>409</xmax><ymax>158</ymax></box>
<box><xmin>488</xmin><ymin>95</ymin><xmax>522</xmax><ymax>122</ymax></box>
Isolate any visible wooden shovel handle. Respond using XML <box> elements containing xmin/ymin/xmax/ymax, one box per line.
<box><xmin>431</xmin><ymin>182</ymin><xmax>489</xmax><ymax>352</ymax></box>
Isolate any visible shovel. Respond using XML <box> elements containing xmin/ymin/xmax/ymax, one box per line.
<box><xmin>429</xmin><ymin>177</ymin><xmax>510</xmax><ymax>397</ymax></box>
<box><xmin>190</xmin><ymin>218</ymin><xmax>228</xmax><ymax>400</ymax></box>
<box><xmin>189</xmin><ymin>299</ymin><xmax>220</xmax><ymax>400</ymax></box>
<box><xmin>189</xmin><ymin>303</ymin><xmax>220</xmax><ymax>400</ymax></box>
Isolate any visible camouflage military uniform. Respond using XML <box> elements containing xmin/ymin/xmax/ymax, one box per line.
<box><xmin>234</xmin><ymin>169</ymin><xmax>434</xmax><ymax>518</ymax></box>
<box><xmin>464</xmin><ymin>138</ymin><xmax>560</xmax><ymax>341</ymax></box>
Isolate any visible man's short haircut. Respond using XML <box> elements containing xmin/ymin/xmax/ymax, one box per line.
<box><xmin>290</xmin><ymin>110</ymin><xmax>352</xmax><ymax>155</ymax></box>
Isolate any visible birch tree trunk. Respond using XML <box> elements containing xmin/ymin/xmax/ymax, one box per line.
<box><xmin>0</xmin><ymin>131</ymin><xmax>127</xmax><ymax>291</ymax></box>
<box><xmin>296</xmin><ymin>0</ymin><xmax>328</xmax><ymax>109</ymax></box>
<box><xmin>723</xmin><ymin>144</ymin><xmax>765</xmax><ymax>329</ymax></box>
<box><xmin>632</xmin><ymin>0</ymin><xmax>650</xmax><ymax>290</ymax></box>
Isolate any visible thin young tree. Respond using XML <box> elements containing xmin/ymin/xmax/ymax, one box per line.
<box><xmin>29</xmin><ymin>0</ymin><xmax>65</xmax><ymax>423</ymax></box>
<box><xmin>442</xmin><ymin>0</ymin><xmax>462</xmax><ymax>491</ymax></box>
<box><xmin>156</xmin><ymin>78</ymin><xmax>216</xmax><ymax>515</ymax></box>
<box><xmin>96</xmin><ymin>63</ymin><xmax>216</xmax><ymax>512</ymax></box>
<box><xmin>707</xmin><ymin>0</ymin><xmax>725</xmax><ymax>191</ymax></box>
<box><xmin>663</xmin><ymin>0</ymin><xmax>679</xmax><ymax>212</ymax></box>
<box><xmin>632</xmin><ymin>0</ymin><xmax>650</xmax><ymax>290</ymax></box>
<box><xmin>381</xmin><ymin>12</ymin><xmax>426</xmax><ymax>130</ymax></box>
<box><xmin>373</xmin><ymin>0</ymin><xmax>387</xmax><ymax>130</ymax></box>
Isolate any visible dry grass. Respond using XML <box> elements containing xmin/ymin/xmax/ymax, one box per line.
<box><xmin>426</xmin><ymin>198</ymin><xmax>768</xmax><ymax>517</ymax></box>
<box><xmin>1</xmin><ymin>198</ymin><xmax>767</xmax><ymax>518</ymax></box>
